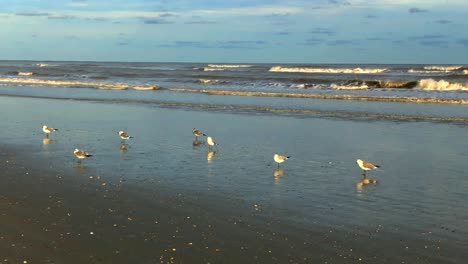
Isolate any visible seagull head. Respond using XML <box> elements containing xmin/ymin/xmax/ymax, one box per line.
<box><xmin>74</xmin><ymin>148</ymin><xmax>79</xmax><ymax>152</ymax></box>
<box><xmin>43</xmin><ymin>125</ymin><xmax>47</xmax><ymax>129</ymax></box>
<box><xmin>356</xmin><ymin>159</ymin><xmax>363</xmax><ymax>166</ymax></box>
<box><xmin>118</xmin><ymin>131</ymin><xmax>124</xmax><ymax>135</ymax></box>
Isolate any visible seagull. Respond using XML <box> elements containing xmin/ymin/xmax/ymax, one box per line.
<box><xmin>73</xmin><ymin>149</ymin><xmax>93</xmax><ymax>162</ymax></box>
<box><xmin>274</xmin><ymin>154</ymin><xmax>290</xmax><ymax>168</ymax></box>
<box><xmin>192</xmin><ymin>128</ymin><xmax>206</xmax><ymax>140</ymax></box>
<box><xmin>118</xmin><ymin>131</ymin><xmax>133</xmax><ymax>141</ymax></box>
<box><xmin>42</xmin><ymin>125</ymin><xmax>58</xmax><ymax>138</ymax></box>
<box><xmin>207</xmin><ymin>136</ymin><xmax>218</xmax><ymax>150</ymax></box>
<box><xmin>356</xmin><ymin>159</ymin><xmax>380</xmax><ymax>176</ymax></box>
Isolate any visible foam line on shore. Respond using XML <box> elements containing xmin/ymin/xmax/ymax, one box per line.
<box><xmin>0</xmin><ymin>93</ymin><xmax>467</xmax><ymax>124</ymax></box>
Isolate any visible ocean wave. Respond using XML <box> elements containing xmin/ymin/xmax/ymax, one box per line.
<box><xmin>423</xmin><ymin>66</ymin><xmax>464</xmax><ymax>71</ymax></box>
<box><xmin>269</xmin><ymin>66</ymin><xmax>387</xmax><ymax>74</ymax></box>
<box><xmin>203</xmin><ymin>67</ymin><xmax>226</xmax><ymax>72</ymax></box>
<box><xmin>331</xmin><ymin>84</ymin><xmax>369</xmax><ymax>90</ymax></box>
<box><xmin>333</xmin><ymin>80</ymin><xmax>418</xmax><ymax>89</ymax></box>
<box><xmin>207</xmin><ymin>64</ymin><xmax>253</xmax><ymax>68</ymax></box>
<box><xmin>0</xmin><ymin>77</ymin><xmax>158</xmax><ymax>90</ymax></box>
<box><xmin>419</xmin><ymin>79</ymin><xmax>468</xmax><ymax>91</ymax></box>
<box><xmin>17</xmin><ymin>72</ymin><xmax>34</xmax><ymax>76</ymax></box>
<box><xmin>36</xmin><ymin>63</ymin><xmax>49</xmax><ymax>67</ymax></box>
<box><xmin>168</xmin><ymin>88</ymin><xmax>468</xmax><ymax>105</ymax></box>
<box><xmin>198</xmin><ymin>79</ymin><xmax>228</xmax><ymax>84</ymax></box>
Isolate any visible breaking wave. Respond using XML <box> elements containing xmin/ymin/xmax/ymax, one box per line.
<box><xmin>17</xmin><ymin>72</ymin><xmax>34</xmax><ymax>76</ymax></box>
<box><xmin>331</xmin><ymin>80</ymin><xmax>418</xmax><ymax>90</ymax></box>
<box><xmin>419</xmin><ymin>79</ymin><xmax>468</xmax><ymax>91</ymax></box>
<box><xmin>269</xmin><ymin>66</ymin><xmax>387</xmax><ymax>74</ymax></box>
<box><xmin>0</xmin><ymin>77</ymin><xmax>159</xmax><ymax>90</ymax></box>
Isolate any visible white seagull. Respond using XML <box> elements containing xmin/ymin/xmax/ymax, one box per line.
<box><xmin>73</xmin><ymin>149</ymin><xmax>93</xmax><ymax>161</ymax></box>
<box><xmin>274</xmin><ymin>154</ymin><xmax>290</xmax><ymax>168</ymax></box>
<box><xmin>207</xmin><ymin>136</ymin><xmax>218</xmax><ymax>150</ymax></box>
<box><xmin>356</xmin><ymin>159</ymin><xmax>380</xmax><ymax>176</ymax></box>
<box><xmin>192</xmin><ymin>128</ymin><xmax>206</xmax><ymax>140</ymax></box>
<box><xmin>118</xmin><ymin>131</ymin><xmax>133</xmax><ymax>141</ymax></box>
<box><xmin>42</xmin><ymin>125</ymin><xmax>58</xmax><ymax>138</ymax></box>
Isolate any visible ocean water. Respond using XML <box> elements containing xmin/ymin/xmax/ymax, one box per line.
<box><xmin>0</xmin><ymin>61</ymin><xmax>467</xmax><ymax>262</ymax></box>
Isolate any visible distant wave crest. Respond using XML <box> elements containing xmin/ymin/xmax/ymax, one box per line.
<box><xmin>269</xmin><ymin>66</ymin><xmax>387</xmax><ymax>74</ymax></box>
<box><xmin>423</xmin><ymin>66</ymin><xmax>464</xmax><ymax>71</ymax></box>
<box><xmin>207</xmin><ymin>64</ymin><xmax>253</xmax><ymax>68</ymax></box>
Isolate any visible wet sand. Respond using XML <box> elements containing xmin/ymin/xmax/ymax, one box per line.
<box><xmin>0</xmin><ymin>96</ymin><xmax>467</xmax><ymax>263</ymax></box>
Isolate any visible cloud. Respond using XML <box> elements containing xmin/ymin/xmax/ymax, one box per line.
<box><xmin>304</xmin><ymin>38</ymin><xmax>324</xmax><ymax>46</ymax></box>
<box><xmin>327</xmin><ymin>40</ymin><xmax>354</xmax><ymax>46</ymax></box>
<box><xmin>457</xmin><ymin>39</ymin><xmax>468</xmax><ymax>46</ymax></box>
<box><xmin>184</xmin><ymin>20</ymin><xmax>216</xmax><ymax>24</ymax></box>
<box><xmin>367</xmin><ymin>37</ymin><xmax>385</xmax><ymax>41</ymax></box>
<box><xmin>408</xmin><ymin>34</ymin><xmax>445</xmax><ymax>40</ymax></box>
<box><xmin>144</xmin><ymin>19</ymin><xmax>174</xmax><ymax>24</ymax></box>
<box><xmin>419</xmin><ymin>40</ymin><xmax>449</xmax><ymax>48</ymax></box>
<box><xmin>434</xmin><ymin>19</ymin><xmax>451</xmax><ymax>24</ymax></box>
<box><xmin>276</xmin><ymin>31</ymin><xmax>291</xmax><ymax>36</ymax></box>
<box><xmin>309</xmin><ymin>27</ymin><xmax>335</xmax><ymax>36</ymax></box>
<box><xmin>408</xmin><ymin>7</ymin><xmax>428</xmax><ymax>14</ymax></box>
<box><xmin>117</xmin><ymin>42</ymin><xmax>129</xmax><ymax>46</ymax></box>
<box><xmin>365</xmin><ymin>14</ymin><xmax>377</xmax><ymax>19</ymax></box>
<box><xmin>158</xmin><ymin>40</ymin><xmax>267</xmax><ymax>49</ymax></box>
<box><xmin>16</xmin><ymin>12</ymin><xmax>49</xmax><ymax>17</ymax></box>
<box><xmin>327</xmin><ymin>0</ymin><xmax>351</xmax><ymax>5</ymax></box>
<box><xmin>48</xmin><ymin>15</ymin><xmax>76</xmax><ymax>20</ymax></box>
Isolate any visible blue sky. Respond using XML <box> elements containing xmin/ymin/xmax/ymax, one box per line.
<box><xmin>0</xmin><ymin>0</ymin><xmax>467</xmax><ymax>63</ymax></box>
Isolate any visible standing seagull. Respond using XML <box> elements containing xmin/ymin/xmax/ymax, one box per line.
<box><xmin>192</xmin><ymin>128</ymin><xmax>206</xmax><ymax>140</ymax></box>
<box><xmin>42</xmin><ymin>125</ymin><xmax>58</xmax><ymax>138</ymax></box>
<box><xmin>73</xmin><ymin>149</ymin><xmax>93</xmax><ymax>162</ymax></box>
<box><xmin>118</xmin><ymin>131</ymin><xmax>133</xmax><ymax>142</ymax></box>
<box><xmin>207</xmin><ymin>136</ymin><xmax>218</xmax><ymax>150</ymax></box>
<box><xmin>274</xmin><ymin>154</ymin><xmax>290</xmax><ymax>168</ymax></box>
<box><xmin>356</xmin><ymin>159</ymin><xmax>380</xmax><ymax>176</ymax></box>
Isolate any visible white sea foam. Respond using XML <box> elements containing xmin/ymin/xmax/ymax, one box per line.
<box><xmin>464</xmin><ymin>70</ymin><xmax>468</xmax><ymax>75</ymax></box>
<box><xmin>331</xmin><ymin>84</ymin><xmax>369</xmax><ymax>90</ymax></box>
<box><xmin>418</xmin><ymin>79</ymin><xmax>468</xmax><ymax>91</ymax></box>
<box><xmin>423</xmin><ymin>66</ymin><xmax>463</xmax><ymax>72</ymax></box>
<box><xmin>269</xmin><ymin>66</ymin><xmax>387</xmax><ymax>74</ymax></box>
<box><xmin>0</xmin><ymin>77</ymin><xmax>157</xmax><ymax>91</ymax></box>
<box><xmin>198</xmin><ymin>79</ymin><xmax>220</xmax><ymax>84</ymax></box>
<box><xmin>18</xmin><ymin>72</ymin><xmax>34</xmax><ymax>76</ymax></box>
<box><xmin>203</xmin><ymin>67</ymin><xmax>226</xmax><ymax>72</ymax></box>
<box><xmin>36</xmin><ymin>63</ymin><xmax>49</xmax><ymax>67</ymax></box>
<box><xmin>207</xmin><ymin>64</ymin><xmax>253</xmax><ymax>68</ymax></box>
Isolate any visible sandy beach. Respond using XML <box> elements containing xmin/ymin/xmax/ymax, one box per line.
<box><xmin>0</xmin><ymin>95</ymin><xmax>467</xmax><ymax>263</ymax></box>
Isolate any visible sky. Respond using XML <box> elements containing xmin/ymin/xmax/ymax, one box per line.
<box><xmin>0</xmin><ymin>0</ymin><xmax>467</xmax><ymax>63</ymax></box>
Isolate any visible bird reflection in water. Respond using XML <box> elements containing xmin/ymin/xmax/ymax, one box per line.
<box><xmin>356</xmin><ymin>177</ymin><xmax>378</xmax><ymax>190</ymax></box>
<box><xmin>207</xmin><ymin>150</ymin><xmax>216</xmax><ymax>163</ymax></box>
<box><xmin>193</xmin><ymin>140</ymin><xmax>203</xmax><ymax>147</ymax></box>
<box><xmin>273</xmin><ymin>168</ymin><xmax>285</xmax><ymax>184</ymax></box>
<box><xmin>43</xmin><ymin>137</ymin><xmax>53</xmax><ymax>145</ymax></box>
<box><xmin>73</xmin><ymin>164</ymin><xmax>88</xmax><ymax>174</ymax></box>
<box><xmin>120</xmin><ymin>143</ymin><xmax>129</xmax><ymax>152</ymax></box>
